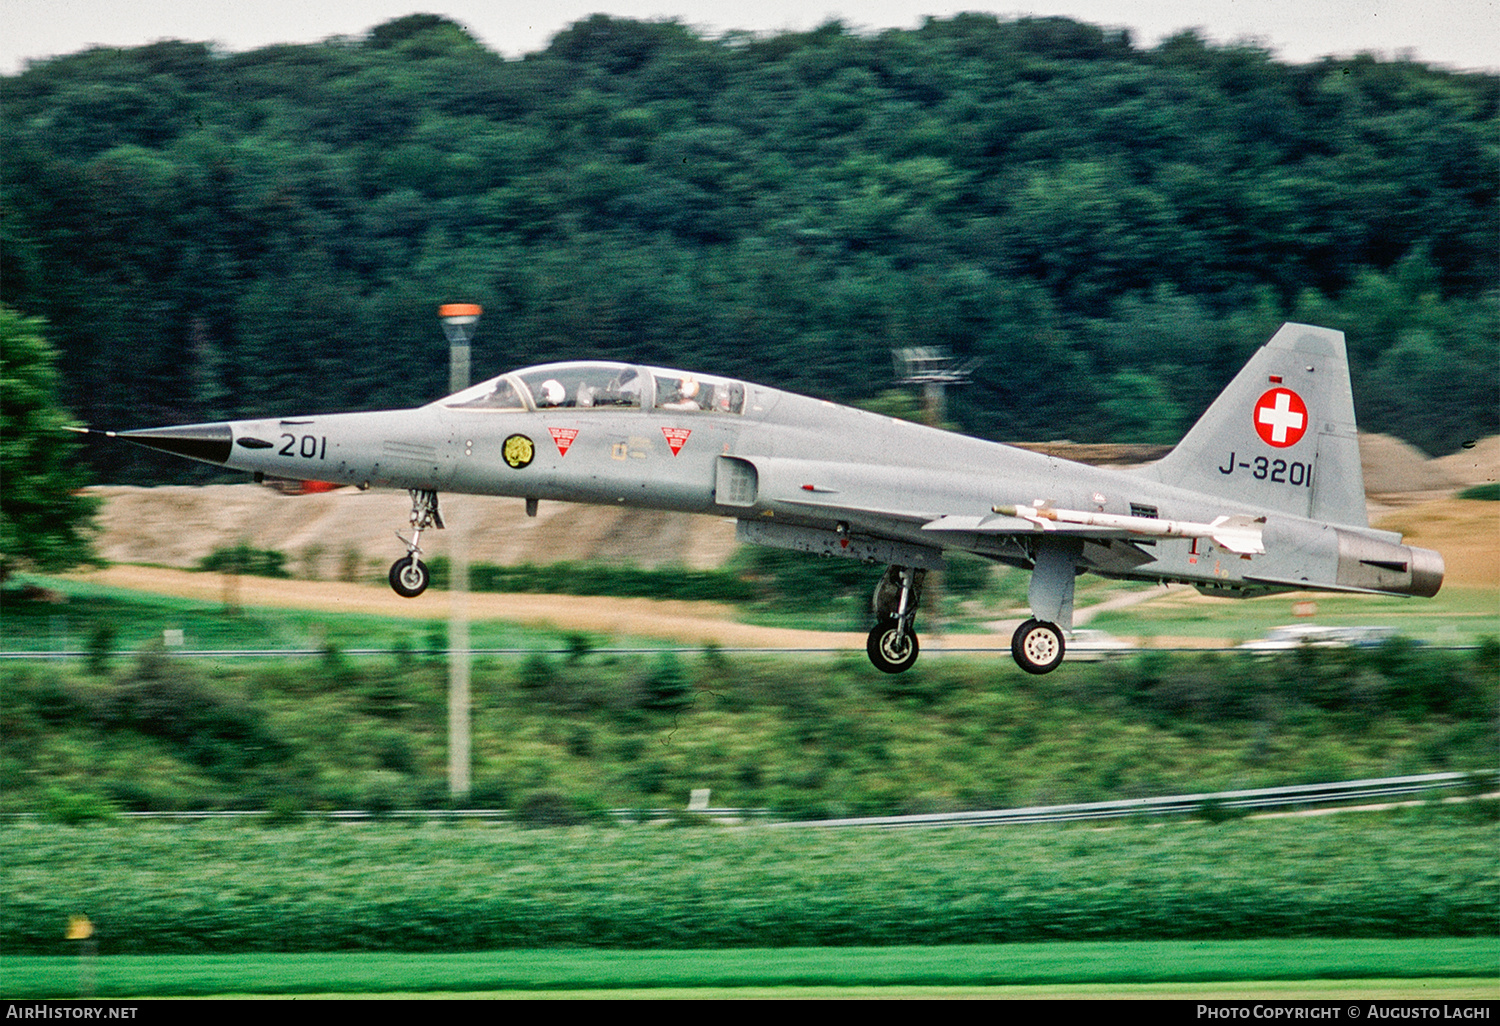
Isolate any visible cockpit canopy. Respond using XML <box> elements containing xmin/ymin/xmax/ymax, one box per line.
<box><xmin>440</xmin><ymin>362</ymin><xmax>746</xmax><ymax>415</ymax></box>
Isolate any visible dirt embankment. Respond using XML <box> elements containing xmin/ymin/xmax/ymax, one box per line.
<box><xmin>90</xmin><ymin>485</ymin><xmax>739</xmax><ymax>579</ymax></box>
<box><xmin>1361</xmin><ymin>434</ymin><xmax>1498</xmax><ymax>588</ymax></box>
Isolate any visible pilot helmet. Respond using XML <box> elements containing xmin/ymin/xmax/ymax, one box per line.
<box><xmin>679</xmin><ymin>376</ymin><xmax>700</xmax><ymax>400</ymax></box>
<box><xmin>540</xmin><ymin>379</ymin><xmax>566</xmax><ymax>406</ymax></box>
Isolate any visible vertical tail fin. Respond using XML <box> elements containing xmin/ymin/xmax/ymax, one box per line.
<box><xmin>1150</xmin><ymin>323</ymin><xmax>1367</xmax><ymax>527</ymax></box>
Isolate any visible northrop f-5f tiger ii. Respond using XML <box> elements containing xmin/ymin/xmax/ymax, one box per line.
<box><xmin>108</xmin><ymin>323</ymin><xmax>1442</xmax><ymax>674</ymax></box>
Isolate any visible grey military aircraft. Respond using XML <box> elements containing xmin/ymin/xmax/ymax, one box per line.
<box><xmin>106</xmin><ymin>322</ymin><xmax>1442</xmax><ymax>674</ymax></box>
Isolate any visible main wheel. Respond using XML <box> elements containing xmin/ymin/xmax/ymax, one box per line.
<box><xmin>1011</xmin><ymin>618</ymin><xmax>1065</xmax><ymax>675</ymax></box>
<box><xmin>867</xmin><ymin>617</ymin><xmax>920</xmax><ymax>674</ymax></box>
<box><xmin>389</xmin><ymin>555</ymin><xmax>430</xmax><ymax>598</ymax></box>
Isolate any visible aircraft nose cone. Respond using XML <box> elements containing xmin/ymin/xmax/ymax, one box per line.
<box><xmin>117</xmin><ymin>423</ymin><xmax>233</xmax><ymax>464</ymax></box>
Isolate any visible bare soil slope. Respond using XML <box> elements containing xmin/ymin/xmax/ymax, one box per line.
<box><xmin>91</xmin><ymin>485</ymin><xmax>738</xmax><ymax>579</ymax></box>
<box><xmin>1373</xmin><ymin>500</ymin><xmax>1499</xmax><ymax>588</ymax></box>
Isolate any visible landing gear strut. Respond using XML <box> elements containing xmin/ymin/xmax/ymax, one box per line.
<box><xmin>866</xmin><ymin>565</ymin><xmax>924</xmax><ymax>673</ymax></box>
<box><xmin>1008</xmin><ymin>536</ymin><xmax>1079</xmax><ymax>674</ymax></box>
<box><xmin>389</xmin><ymin>489</ymin><xmax>442</xmax><ymax>598</ymax></box>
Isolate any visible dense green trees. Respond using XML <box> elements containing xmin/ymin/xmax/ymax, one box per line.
<box><xmin>1</xmin><ymin>14</ymin><xmax>1494</xmax><ymax>481</ymax></box>
<box><xmin>0</xmin><ymin>305</ymin><xmax>99</xmax><ymax>577</ymax></box>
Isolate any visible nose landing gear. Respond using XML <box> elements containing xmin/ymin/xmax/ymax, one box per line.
<box><xmin>867</xmin><ymin>565</ymin><xmax>924</xmax><ymax>673</ymax></box>
<box><xmin>868</xmin><ymin>616</ymin><xmax>919</xmax><ymax>673</ymax></box>
<box><xmin>390</xmin><ymin>489</ymin><xmax>442</xmax><ymax>597</ymax></box>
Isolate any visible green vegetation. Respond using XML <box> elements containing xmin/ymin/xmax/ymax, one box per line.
<box><xmin>1</xmin><ymin>812</ymin><xmax>1494</xmax><ymax>955</ymax></box>
<box><xmin>0</xmin><ymin>305</ymin><xmax>99</xmax><ymax>580</ymax></box>
<box><xmin>197</xmin><ymin>543</ymin><xmax>291</xmax><ymax>578</ymax></box>
<box><xmin>2</xmin><ymin>939</ymin><xmax>1496</xmax><ymax>997</ymax></box>
<box><xmin>1085</xmin><ymin>584</ymin><xmax>1500</xmax><ymax>647</ymax></box>
<box><xmin>3</xmin><ymin>571</ymin><xmax>1494</xmax><ymax>817</ymax></box>
<box><xmin>1</xmin><ymin>573</ymin><xmax>1493</xmax><ymax>973</ymax></box>
<box><xmin>1457</xmin><ymin>482</ymin><xmax>1499</xmax><ymax>500</ymax></box>
<box><xmin>425</xmin><ymin>555</ymin><xmax>758</xmax><ymax>602</ymax></box>
<box><xmin>174</xmin><ymin>544</ymin><xmax>986</xmax><ymax>629</ymax></box>
<box><xmin>0</xmin><ymin>574</ymin><xmax>572</xmax><ymax>653</ymax></box>
<box><xmin>2</xmin><ymin>14</ymin><xmax>1494</xmax><ymax>483</ymax></box>
<box><xmin>432</xmin><ymin>546</ymin><xmax>905</xmax><ymax>627</ymax></box>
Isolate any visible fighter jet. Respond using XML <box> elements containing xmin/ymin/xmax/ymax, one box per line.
<box><xmin>106</xmin><ymin>322</ymin><xmax>1442</xmax><ymax>674</ymax></box>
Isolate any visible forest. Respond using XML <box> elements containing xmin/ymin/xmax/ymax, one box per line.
<box><xmin>2</xmin><ymin>12</ymin><xmax>1496</xmax><ymax>484</ymax></box>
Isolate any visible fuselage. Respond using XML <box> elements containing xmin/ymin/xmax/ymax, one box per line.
<box><xmin>126</xmin><ymin>358</ymin><xmax>1441</xmax><ymax>601</ymax></box>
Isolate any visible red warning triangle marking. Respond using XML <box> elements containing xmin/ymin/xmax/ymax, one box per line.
<box><xmin>548</xmin><ymin>426</ymin><xmax>578</xmax><ymax>456</ymax></box>
<box><xmin>661</xmin><ymin>426</ymin><xmax>691</xmax><ymax>456</ymax></box>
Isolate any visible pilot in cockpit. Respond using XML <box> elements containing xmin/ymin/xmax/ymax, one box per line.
<box><xmin>538</xmin><ymin>379</ymin><xmax>567</xmax><ymax>407</ymax></box>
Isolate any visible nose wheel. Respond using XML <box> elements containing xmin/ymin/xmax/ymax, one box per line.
<box><xmin>867</xmin><ymin>617</ymin><xmax>919</xmax><ymax>673</ymax></box>
<box><xmin>389</xmin><ymin>489</ymin><xmax>442</xmax><ymax>598</ymax></box>
<box><xmin>867</xmin><ymin>565</ymin><xmax>924</xmax><ymax>673</ymax></box>
<box><xmin>389</xmin><ymin>555</ymin><xmax>430</xmax><ymax>597</ymax></box>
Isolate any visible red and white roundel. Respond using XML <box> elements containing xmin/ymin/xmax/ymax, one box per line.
<box><xmin>1253</xmin><ymin>388</ymin><xmax>1308</xmax><ymax>448</ymax></box>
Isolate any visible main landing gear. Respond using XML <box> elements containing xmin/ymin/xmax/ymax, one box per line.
<box><xmin>389</xmin><ymin>489</ymin><xmax>442</xmax><ymax>598</ymax></box>
<box><xmin>1007</xmin><ymin>536</ymin><xmax>1080</xmax><ymax>675</ymax></box>
<box><xmin>865</xmin><ymin>539</ymin><xmax>1078</xmax><ymax>676</ymax></box>
<box><xmin>866</xmin><ymin>566</ymin><xmax>923</xmax><ymax>673</ymax></box>
<box><xmin>1011</xmin><ymin>618</ymin><xmax>1065</xmax><ymax>674</ymax></box>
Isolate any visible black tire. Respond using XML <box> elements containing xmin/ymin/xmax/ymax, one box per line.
<box><xmin>1011</xmin><ymin>618</ymin><xmax>1065</xmax><ymax>674</ymax></box>
<box><xmin>867</xmin><ymin>617</ymin><xmax>920</xmax><ymax>674</ymax></box>
<box><xmin>389</xmin><ymin>556</ymin><xmax>430</xmax><ymax>598</ymax></box>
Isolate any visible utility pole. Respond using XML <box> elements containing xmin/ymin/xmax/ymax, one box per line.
<box><xmin>892</xmin><ymin>347</ymin><xmax>975</xmax><ymax>637</ymax></box>
<box><xmin>439</xmin><ymin>303</ymin><xmax>481</xmax><ymax>801</ymax></box>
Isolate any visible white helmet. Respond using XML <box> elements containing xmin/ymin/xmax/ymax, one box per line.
<box><xmin>540</xmin><ymin>379</ymin><xmax>565</xmax><ymax>406</ymax></box>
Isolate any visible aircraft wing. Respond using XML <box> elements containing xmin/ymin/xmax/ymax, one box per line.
<box><xmin>733</xmin><ymin>455</ymin><xmax>1266</xmax><ymax>555</ymax></box>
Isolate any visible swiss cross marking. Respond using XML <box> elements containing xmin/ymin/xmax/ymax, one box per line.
<box><xmin>1253</xmin><ymin>388</ymin><xmax>1307</xmax><ymax>448</ymax></box>
<box><xmin>661</xmin><ymin>427</ymin><xmax>691</xmax><ymax>456</ymax></box>
<box><xmin>547</xmin><ymin>426</ymin><xmax>578</xmax><ymax>456</ymax></box>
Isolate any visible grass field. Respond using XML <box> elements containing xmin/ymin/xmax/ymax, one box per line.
<box><xmin>4</xmin><ymin>940</ymin><xmax>1497</xmax><ymax>998</ymax></box>
<box><xmin>4</xmin><ymin>570</ymin><xmax>1494</xmax><ymax>817</ymax></box>
<box><xmin>4</xmin><ymin>565</ymin><xmax>1493</xmax><ymax>1001</ymax></box>
<box><xmin>7</xmin><ymin>568</ymin><xmax>1497</xmax><ymax>655</ymax></box>
<box><xmin>4</xmin><ymin>814</ymin><xmax>1495</xmax><ymax>955</ymax></box>
<box><xmin>1</xmin><ymin>573</ymin><xmax>584</xmax><ymax>654</ymax></box>
<box><xmin>1086</xmin><ymin>582</ymin><xmax>1500</xmax><ymax>647</ymax></box>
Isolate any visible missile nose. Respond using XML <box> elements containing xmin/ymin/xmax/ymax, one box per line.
<box><xmin>117</xmin><ymin>423</ymin><xmax>233</xmax><ymax>464</ymax></box>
